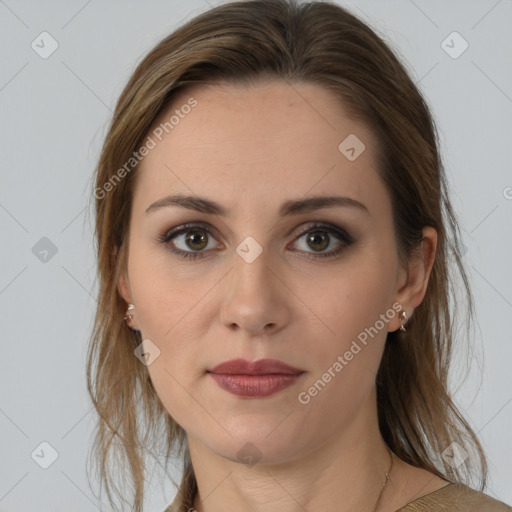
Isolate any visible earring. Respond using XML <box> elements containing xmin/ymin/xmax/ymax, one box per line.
<box><xmin>399</xmin><ymin>310</ymin><xmax>408</xmax><ymax>332</ymax></box>
<box><xmin>124</xmin><ymin>303</ymin><xmax>135</xmax><ymax>328</ymax></box>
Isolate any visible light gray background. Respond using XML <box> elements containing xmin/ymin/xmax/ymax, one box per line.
<box><xmin>1</xmin><ymin>1</ymin><xmax>511</xmax><ymax>511</ymax></box>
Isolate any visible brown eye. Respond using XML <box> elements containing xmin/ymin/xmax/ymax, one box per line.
<box><xmin>156</xmin><ymin>223</ymin><xmax>220</xmax><ymax>260</ymax></box>
<box><xmin>291</xmin><ymin>222</ymin><xmax>354</xmax><ymax>260</ymax></box>
<box><xmin>184</xmin><ymin>230</ymin><xmax>209</xmax><ymax>251</ymax></box>
<box><xmin>305</xmin><ymin>231</ymin><xmax>330</xmax><ymax>252</ymax></box>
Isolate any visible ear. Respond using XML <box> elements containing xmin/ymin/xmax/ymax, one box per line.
<box><xmin>113</xmin><ymin>245</ymin><xmax>133</xmax><ymax>304</ymax></box>
<box><xmin>118</xmin><ymin>271</ymin><xmax>132</xmax><ymax>305</ymax></box>
<box><xmin>390</xmin><ymin>226</ymin><xmax>437</xmax><ymax>331</ymax></box>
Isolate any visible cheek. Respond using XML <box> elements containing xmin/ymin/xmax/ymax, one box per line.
<box><xmin>316</xmin><ymin>258</ymin><xmax>396</xmax><ymax>343</ymax></box>
<box><xmin>145</xmin><ymin>357</ymin><xmax>206</xmax><ymax>435</ymax></box>
<box><xmin>299</xmin><ymin>252</ymin><xmax>397</xmax><ymax>402</ymax></box>
<box><xmin>127</xmin><ymin>243</ymin><xmax>216</xmax><ymax>389</ymax></box>
<box><xmin>296</xmin><ymin>289</ymin><xmax>390</xmax><ymax>422</ymax></box>
<box><xmin>127</xmin><ymin>240</ymin><xmax>200</xmax><ymax>338</ymax></box>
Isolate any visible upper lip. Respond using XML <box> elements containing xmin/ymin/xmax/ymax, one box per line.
<box><xmin>208</xmin><ymin>358</ymin><xmax>303</xmax><ymax>375</ymax></box>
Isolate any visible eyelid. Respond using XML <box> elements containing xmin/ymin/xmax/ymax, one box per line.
<box><xmin>291</xmin><ymin>221</ymin><xmax>353</xmax><ymax>245</ymax></box>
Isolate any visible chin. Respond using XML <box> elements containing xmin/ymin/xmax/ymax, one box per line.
<box><xmin>196</xmin><ymin>423</ymin><xmax>308</xmax><ymax>467</ymax></box>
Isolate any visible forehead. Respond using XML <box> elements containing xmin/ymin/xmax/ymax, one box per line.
<box><xmin>134</xmin><ymin>79</ymin><xmax>387</xmax><ymax>217</ymax></box>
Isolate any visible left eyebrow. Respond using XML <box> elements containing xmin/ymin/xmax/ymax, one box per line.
<box><xmin>145</xmin><ymin>193</ymin><xmax>369</xmax><ymax>216</ymax></box>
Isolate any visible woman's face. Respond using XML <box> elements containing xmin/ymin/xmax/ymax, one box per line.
<box><xmin>119</xmin><ymin>79</ymin><xmax>420</xmax><ymax>464</ymax></box>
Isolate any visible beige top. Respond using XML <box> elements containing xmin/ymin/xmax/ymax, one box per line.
<box><xmin>165</xmin><ymin>483</ymin><xmax>512</xmax><ymax>511</ymax></box>
<box><xmin>396</xmin><ymin>483</ymin><xmax>512</xmax><ymax>511</ymax></box>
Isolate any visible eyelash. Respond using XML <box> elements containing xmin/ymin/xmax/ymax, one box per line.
<box><xmin>155</xmin><ymin>221</ymin><xmax>354</xmax><ymax>261</ymax></box>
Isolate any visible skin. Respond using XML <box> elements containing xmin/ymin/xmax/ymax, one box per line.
<box><xmin>118</xmin><ymin>79</ymin><xmax>447</xmax><ymax>512</ymax></box>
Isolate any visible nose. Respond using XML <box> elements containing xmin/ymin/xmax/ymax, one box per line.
<box><xmin>219</xmin><ymin>248</ymin><xmax>290</xmax><ymax>336</ymax></box>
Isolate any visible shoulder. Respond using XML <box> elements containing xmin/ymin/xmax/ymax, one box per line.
<box><xmin>396</xmin><ymin>483</ymin><xmax>512</xmax><ymax>512</ymax></box>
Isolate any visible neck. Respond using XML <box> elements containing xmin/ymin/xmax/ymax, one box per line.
<box><xmin>188</xmin><ymin>387</ymin><xmax>395</xmax><ymax>512</ymax></box>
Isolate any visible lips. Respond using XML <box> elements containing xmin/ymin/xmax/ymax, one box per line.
<box><xmin>207</xmin><ymin>358</ymin><xmax>305</xmax><ymax>397</ymax></box>
<box><xmin>208</xmin><ymin>358</ymin><xmax>303</xmax><ymax>376</ymax></box>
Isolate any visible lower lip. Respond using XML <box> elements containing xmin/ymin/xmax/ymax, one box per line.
<box><xmin>208</xmin><ymin>373</ymin><xmax>303</xmax><ymax>397</ymax></box>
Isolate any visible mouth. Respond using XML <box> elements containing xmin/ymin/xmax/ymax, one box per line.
<box><xmin>207</xmin><ymin>358</ymin><xmax>305</xmax><ymax>397</ymax></box>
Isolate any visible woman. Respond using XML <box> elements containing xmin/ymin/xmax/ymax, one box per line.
<box><xmin>86</xmin><ymin>1</ymin><xmax>511</xmax><ymax>511</ymax></box>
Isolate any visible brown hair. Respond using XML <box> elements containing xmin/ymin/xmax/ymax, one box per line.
<box><xmin>86</xmin><ymin>0</ymin><xmax>487</xmax><ymax>510</ymax></box>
